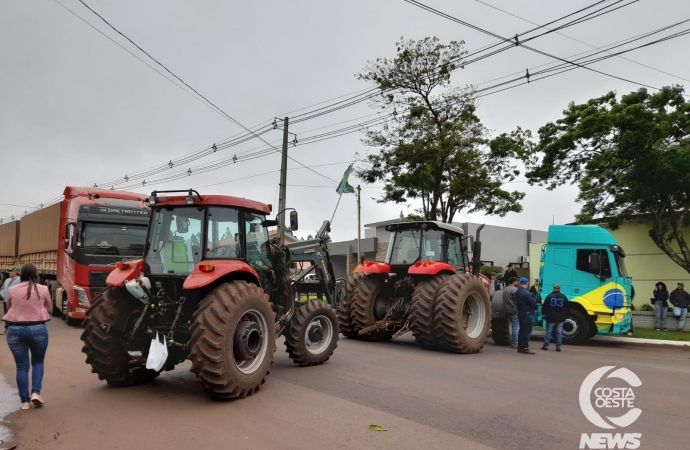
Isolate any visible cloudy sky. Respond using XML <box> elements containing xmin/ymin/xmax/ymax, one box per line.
<box><xmin>2</xmin><ymin>0</ymin><xmax>689</xmax><ymax>241</ymax></box>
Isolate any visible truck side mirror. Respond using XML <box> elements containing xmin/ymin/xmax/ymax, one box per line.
<box><xmin>290</xmin><ymin>211</ymin><xmax>298</xmax><ymax>231</ymax></box>
<box><xmin>175</xmin><ymin>216</ymin><xmax>189</xmax><ymax>234</ymax></box>
<box><xmin>589</xmin><ymin>253</ymin><xmax>601</xmax><ymax>273</ymax></box>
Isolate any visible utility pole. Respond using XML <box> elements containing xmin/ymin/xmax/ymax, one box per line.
<box><xmin>278</xmin><ymin>117</ymin><xmax>289</xmax><ymax>244</ymax></box>
<box><xmin>357</xmin><ymin>184</ymin><xmax>362</xmax><ymax>264</ymax></box>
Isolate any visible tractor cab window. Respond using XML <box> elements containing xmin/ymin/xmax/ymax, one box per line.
<box><xmin>245</xmin><ymin>212</ymin><xmax>271</xmax><ymax>270</ymax></box>
<box><xmin>421</xmin><ymin>229</ymin><xmax>444</xmax><ymax>262</ymax></box>
<box><xmin>446</xmin><ymin>234</ymin><xmax>465</xmax><ymax>270</ymax></box>
<box><xmin>145</xmin><ymin>206</ymin><xmax>203</xmax><ymax>274</ymax></box>
<box><xmin>206</xmin><ymin>207</ymin><xmax>242</xmax><ymax>259</ymax></box>
<box><xmin>389</xmin><ymin>229</ymin><xmax>421</xmax><ymax>265</ymax></box>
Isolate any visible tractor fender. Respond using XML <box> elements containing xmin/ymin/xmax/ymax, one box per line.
<box><xmin>491</xmin><ymin>289</ymin><xmax>506</xmax><ymax>318</ymax></box>
<box><xmin>356</xmin><ymin>261</ymin><xmax>391</xmax><ymax>274</ymax></box>
<box><xmin>408</xmin><ymin>261</ymin><xmax>457</xmax><ymax>275</ymax></box>
<box><xmin>183</xmin><ymin>261</ymin><xmax>260</xmax><ymax>290</ymax></box>
<box><xmin>106</xmin><ymin>259</ymin><xmax>145</xmax><ymax>287</ymax></box>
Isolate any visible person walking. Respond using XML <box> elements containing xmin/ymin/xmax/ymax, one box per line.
<box><xmin>652</xmin><ymin>282</ymin><xmax>669</xmax><ymax>331</ymax></box>
<box><xmin>0</xmin><ymin>266</ymin><xmax>22</xmax><ymax>335</ymax></box>
<box><xmin>541</xmin><ymin>284</ymin><xmax>569</xmax><ymax>352</ymax></box>
<box><xmin>502</xmin><ymin>277</ymin><xmax>519</xmax><ymax>349</ymax></box>
<box><xmin>2</xmin><ymin>263</ymin><xmax>51</xmax><ymax>410</ymax></box>
<box><xmin>515</xmin><ymin>277</ymin><xmax>538</xmax><ymax>355</ymax></box>
<box><xmin>670</xmin><ymin>282</ymin><xmax>690</xmax><ymax>331</ymax></box>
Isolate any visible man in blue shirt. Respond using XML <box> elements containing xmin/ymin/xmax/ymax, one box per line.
<box><xmin>541</xmin><ymin>283</ymin><xmax>569</xmax><ymax>352</ymax></box>
<box><xmin>1</xmin><ymin>266</ymin><xmax>22</xmax><ymax>335</ymax></box>
<box><xmin>514</xmin><ymin>277</ymin><xmax>538</xmax><ymax>354</ymax></box>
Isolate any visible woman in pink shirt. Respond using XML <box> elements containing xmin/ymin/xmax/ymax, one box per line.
<box><xmin>2</xmin><ymin>263</ymin><xmax>51</xmax><ymax>410</ymax></box>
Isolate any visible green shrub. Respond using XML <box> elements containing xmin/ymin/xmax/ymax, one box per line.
<box><xmin>640</xmin><ymin>303</ymin><xmax>653</xmax><ymax>312</ymax></box>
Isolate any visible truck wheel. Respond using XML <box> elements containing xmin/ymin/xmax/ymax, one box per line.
<box><xmin>351</xmin><ymin>275</ymin><xmax>395</xmax><ymax>341</ymax></box>
<box><xmin>337</xmin><ymin>273</ymin><xmax>366</xmax><ymax>338</ymax></box>
<box><xmin>587</xmin><ymin>321</ymin><xmax>599</xmax><ymax>339</ymax></box>
<box><xmin>409</xmin><ymin>275</ymin><xmax>452</xmax><ymax>348</ymax></box>
<box><xmin>50</xmin><ymin>284</ymin><xmax>61</xmax><ymax>317</ymax></box>
<box><xmin>188</xmin><ymin>281</ymin><xmax>276</xmax><ymax>400</ymax></box>
<box><xmin>66</xmin><ymin>316</ymin><xmax>81</xmax><ymax>327</ymax></box>
<box><xmin>434</xmin><ymin>275</ymin><xmax>491</xmax><ymax>353</ymax></box>
<box><xmin>563</xmin><ymin>310</ymin><xmax>590</xmax><ymax>345</ymax></box>
<box><xmin>491</xmin><ymin>318</ymin><xmax>511</xmax><ymax>346</ymax></box>
<box><xmin>81</xmin><ymin>288</ymin><xmax>160</xmax><ymax>386</ymax></box>
<box><xmin>285</xmin><ymin>300</ymin><xmax>339</xmax><ymax>366</ymax></box>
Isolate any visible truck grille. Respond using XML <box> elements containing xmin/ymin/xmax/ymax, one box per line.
<box><xmin>89</xmin><ymin>271</ymin><xmax>111</xmax><ymax>290</ymax></box>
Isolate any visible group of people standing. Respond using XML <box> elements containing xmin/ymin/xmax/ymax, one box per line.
<box><xmin>500</xmin><ymin>276</ymin><xmax>568</xmax><ymax>354</ymax></box>
<box><xmin>652</xmin><ymin>281</ymin><xmax>690</xmax><ymax>331</ymax></box>
<box><xmin>1</xmin><ymin>263</ymin><xmax>51</xmax><ymax>410</ymax></box>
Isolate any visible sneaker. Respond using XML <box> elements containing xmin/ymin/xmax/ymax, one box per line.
<box><xmin>541</xmin><ymin>346</ymin><xmax>548</xmax><ymax>351</ymax></box>
<box><xmin>655</xmin><ymin>327</ymin><xmax>660</xmax><ymax>331</ymax></box>
<box><xmin>556</xmin><ymin>348</ymin><xmax>561</xmax><ymax>352</ymax></box>
<box><xmin>510</xmin><ymin>345</ymin><xmax>518</xmax><ymax>349</ymax></box>
<box><xmin>663</xmin><ymin>328</ymin><xmax>668</xmax><ymax>332</ymax></box>
<box><xmin>21</xmin><ymin>403</ymin><xmax>30</xmax><ymax>410</ymax></box>
<box><xmin>627</xmin><ymin>332</ymin><xmax>633</xmax><ymax>336</ymax></box>
<box><xmin>519</xmin><ymin>348</ymin><xmax>536</xmax><ymax>355</ymax></box>
<box><xmin>30</xmin><ymin>393</ymin><xmax>43</xmax><ymax>406</ymax></box>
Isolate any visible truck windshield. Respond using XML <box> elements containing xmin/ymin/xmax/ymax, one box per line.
<box><xmin>614</xmin><ymin>252</ymin><xmax>629</xmax><ymax>278</ymax></box>
<box><xmin>145</xmin><ymin>206</ymin><xmax>204</xmax><ymax>275</ymax></box>
<box><xmin>78</xmin><ymin>222</ymin><xmax>147</xmax><ymax>256</ymax></box>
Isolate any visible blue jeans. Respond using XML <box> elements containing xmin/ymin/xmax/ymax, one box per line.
<box><xmin>517</xmin><ymin>313</ymin><xmax>533</xmax><ymax>350</ymax></box>
<box><xmin>6</xmin><ymin>324</ymin><xmax>49</xmax><ymax>403</ymax></box>
<box><xmin>508</xmin><ymin>314</ymin><xmax>519</xmax><ymax>346</ymax></box>
<box><xmin>654</xmin><ymin>302</ymin><xmax>667</xmax><ymax>329</ymax></box>
<box><xmin>677</xmin><ymin>307</ymin><xmax>687</xmax><ymax>330</ymax></box>
<box><xmin>543</xmin><ymin>322</ymin><xmax>563</xmax><ymax>349</ymax></box>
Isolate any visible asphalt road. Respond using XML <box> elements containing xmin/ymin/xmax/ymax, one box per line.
<box><xmin>0</xmin><ymin>321</ymin><xmax>688</xmax><ymax>450</ymax></box>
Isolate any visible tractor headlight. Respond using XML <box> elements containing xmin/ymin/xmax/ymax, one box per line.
<box><xmin>73</xmin><ymin>286</ymin><xmax>90</xmax><ymax>307</ymax></box>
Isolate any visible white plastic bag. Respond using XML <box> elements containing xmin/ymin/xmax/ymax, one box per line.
<box><xmin>674</xmin><ymin>306</ymin><xmax>682</xmax><ymax>318</ymax></box>
<box><xmin>146</xmin><ymin>332</ymin><xmax>168</xmax><ymax>372</ymax></box>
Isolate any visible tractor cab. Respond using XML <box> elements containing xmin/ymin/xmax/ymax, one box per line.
<box><xmin>360</xmin><ymin>221</ymin><xmax>471</xmax><ymax>277</ymax></box>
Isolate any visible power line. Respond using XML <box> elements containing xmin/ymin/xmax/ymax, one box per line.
<box><xmin>474</xmin><ymin>0</ymin><xmax>690</xmax><ymax>83</ymax></box>
<box><xmin>403</xmin><ymin>0</ymin><xmax>669</xmax><ymax>92</ymax></box>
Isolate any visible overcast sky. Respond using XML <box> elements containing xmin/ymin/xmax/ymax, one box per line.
<box><xmin>2</xmin><ymin>0</ymin><xmax>689</xmax><ymax>241</ymax></box>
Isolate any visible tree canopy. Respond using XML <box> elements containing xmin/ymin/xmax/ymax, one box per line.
<box><xmin>526</xmin><ymin>85</ymin><xmax>690</xmax><ymax>273</ymax></box>
<box><xmin>356</xmin><ymin>37</ymin><xmax>529</xmax><ymax>223</ymax></box>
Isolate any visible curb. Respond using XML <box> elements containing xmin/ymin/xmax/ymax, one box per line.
<box><xmin>530</xmin><ymin>331</ymin><xmax>690</xmax><ymax>347</ymax></box>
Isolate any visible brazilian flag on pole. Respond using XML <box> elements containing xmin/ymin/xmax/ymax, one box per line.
<box><xmin>336</xmin><ymin>163</ymin><xmax>356</xmax><ymax>194</ymax></box>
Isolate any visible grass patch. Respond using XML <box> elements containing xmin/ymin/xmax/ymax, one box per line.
<box><xmin>621</xmin><ymin>328</ymin><xmax>690</xmax><ymax>342</ymax></box>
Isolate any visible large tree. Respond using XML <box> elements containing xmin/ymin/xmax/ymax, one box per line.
<box><xmin>356</xmin><ymin>37</ymin><xmax>529</xmax><ymax>223</ymax></box>
<box><xmin>526</xmin><ymin>85</ymin><xmax>690</xmax><ymax>273</ymax></box>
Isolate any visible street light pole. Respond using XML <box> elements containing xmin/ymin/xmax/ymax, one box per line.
<box><xmin>278</xmin><ymin>117</ymin><xmax>289</xmax><ymax>244</ymax></box>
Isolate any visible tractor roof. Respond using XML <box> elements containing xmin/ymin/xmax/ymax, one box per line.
<box><xmin>385</xmin><ymin>221</ymin><xmax>464</xmax><ymax>236</ymax></box>
<box><xmin>149</xmin><ymin>192</ymin><xmax>270</xmax><ymax>214</ymax></box>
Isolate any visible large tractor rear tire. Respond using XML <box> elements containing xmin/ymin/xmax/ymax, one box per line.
<box><xmin>337</xmin><ymin>273</ymin><xmax>366</xmax><ymax>338</ymax></box>
<box><xmin>409</xmin><ymin>274</ymin><xmax>452</xmax><ymax>347</ymax></box>
<box><xmin>491</xmin><ymin>318</ymin><xmax>511</xmax><ymax>346</ymax></box>
<box><xmin>434</xmin><ymin>275</ymin><xmax>491</xmax><ymax>353</ymax></box>
<box><xmin>81</xmin><ymin>288</ymin><xmax>160</xmax><ymax>387</ymax></box>
<box><xmin>188</xmin><ymin>281</ymin><xmax>276</xmax><ymax>400</ymax></box>
<box><xmin>351</xmin><ymin>275</ymin><xmax>395</xmax><ymax>342</ymax></box>
<box><xmin>285</xmin><ymin>300</ymin><xmax>339</xmax><ymax>366</ymax></box>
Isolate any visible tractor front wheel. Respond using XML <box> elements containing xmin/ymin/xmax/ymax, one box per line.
<box><xmin>285</xmin><ymin>300</ymin><xmax>339</xmax><ymax>366</ymax></box>
<box><xmin>81</xmin><ymin>288</ymin><xmax>160</xmax><ymax>387</ymax></box>
<box><xmin>337</xmin><ymin>273</ymin><xmax>366</xmax><ymax>338</ymax></box>
<box><xmin>188</xmin><ymin>281</ymin><xmax>276</xmax><ymax>400</ymax></box>
<box><xmin>434</xmin><ymin>275</ymin><xmax>491</xmax><ymax>353</ymax></box>
<box><xmin>351</xmin><ymin>275</ymin><xmax>395</xmax><ymax>341</ymax></box>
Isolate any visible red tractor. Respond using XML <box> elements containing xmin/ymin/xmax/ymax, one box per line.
<box><xmin>80</xmin><ymin>190</ymin><xmax>341</xmax><ymax>399</ymax></box>
<box><xmin>338</xmin><ymin>221</ymin><xmax>491</xmax><ymax>352</ymax></box>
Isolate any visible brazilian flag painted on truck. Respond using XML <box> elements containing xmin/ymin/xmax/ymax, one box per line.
<box><xmin>536</xmin><ymin>225</ymin><xmax>633</xmax><ymax>345</ymax></box>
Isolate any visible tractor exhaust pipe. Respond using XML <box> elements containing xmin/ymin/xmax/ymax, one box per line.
<box><xmin>472</xmin><ymin>224</ymin><xmax>485</xmax><ymax>276</ymax></box>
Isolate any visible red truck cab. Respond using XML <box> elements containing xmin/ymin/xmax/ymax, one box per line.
<box><xmin>55</xmin><ymin>187</ymin><xmax>149</xmax><ymax>325</ymax></box>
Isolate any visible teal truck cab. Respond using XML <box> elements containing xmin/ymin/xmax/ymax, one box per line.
<box><xmin>537</xmin><ymin>225</ymin><xmax>633</xmax><ymax>344</ymax></box>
